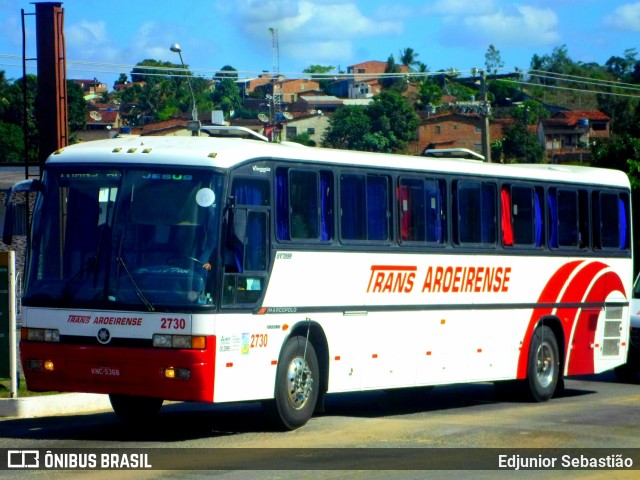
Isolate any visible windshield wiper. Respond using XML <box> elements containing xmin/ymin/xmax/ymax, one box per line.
<box><xmin>116</xmin><ymin>256</ymin><xmax>155</xmax><ymax>311</ymax></box>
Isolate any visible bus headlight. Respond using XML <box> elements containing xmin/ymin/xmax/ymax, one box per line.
<box><xmin>24</xmin><ymin>328</ymin><xmax>60</xmax><ymax>342</ymax></box>
<box><xmin>152</xmin><ymin>334</ymin><xmax>206</xmax><ymax>349</ymax></box>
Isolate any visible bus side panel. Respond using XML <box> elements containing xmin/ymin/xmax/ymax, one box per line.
<box><xmin>211</xmin><ymin>313</ymin><xmax>286</xmax><ymax>403</ymax></box>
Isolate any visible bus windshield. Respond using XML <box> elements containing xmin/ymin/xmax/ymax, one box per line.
<box><xmin>23</xmin><ymin>166</ymin><xmax>223</xmax><ymax>311</ymax></box>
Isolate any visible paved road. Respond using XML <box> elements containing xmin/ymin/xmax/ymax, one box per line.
<box><xmin>0</xmin><ymin>371</ymin><xmax>639</xmax><ymax>478</ymax></box>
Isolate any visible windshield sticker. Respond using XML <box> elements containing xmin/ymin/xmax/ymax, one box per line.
<box><xmin>196</xmin><ymin>187</ymin><xmax>216</xmax><ymax>207</ymax></box>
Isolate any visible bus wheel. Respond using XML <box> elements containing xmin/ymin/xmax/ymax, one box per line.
<box><xmin>109</xmin><ymin>394</ymin><xmax>163</xmax><ymax>423</ymax></box>
<box><xmin>273</xmin><ymin>335</ymin><xmax>319</xmax><ymax>430</ymax></box>
<box><xmin>526</xmin><ymin>326</ymin><xmax>559</xmax><ymax>402</ymax></box>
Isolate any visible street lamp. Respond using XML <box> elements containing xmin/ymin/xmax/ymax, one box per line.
<box><xmin>170</xmin><ymin>43</ymin><xmax>200</xmax><ymax>134</ymax></box>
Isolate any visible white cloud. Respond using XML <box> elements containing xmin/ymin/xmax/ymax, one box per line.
<box><xmin>230</xmin><ymin>1</ymin><xmax>402</xmax><ymax>64</ymax></box>
<box><xmin>603</xmin><ymin>2</ymin><xmax>640</xmax><ymax>32</ymax></box>
<box><xmin>422</xmin><ymin>0</ymin><xmax>497</xmax><ymax>17</ymax></box>
<box><xmin>468</xmin><ymin>5</ymin><xmax>559</xmax><ymax>45</ymax></box>
<box><xmin>66</xmin><ymin>20</ymin><xmax>120</xmax><ymax>63</ymax></box>
<box><xmin>439</xmin><ymin>4</ymin><xmax>559</xmax><ymax>48</ymax></box>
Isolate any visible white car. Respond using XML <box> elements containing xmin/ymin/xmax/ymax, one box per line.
<box><xmin>614</xmin><ymin>274</ymin><xmax>640</xmax><ymax>382</ymax></box>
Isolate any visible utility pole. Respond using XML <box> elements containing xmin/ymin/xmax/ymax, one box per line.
<box><xmin>35</xmin><ymin>2</ymin><xmax>68</xmax><ymax>174</ymax></box>
<box><xmin>480</xmin><ymin>69</ymin><xmax>492</xmax><ymax>163</ymax></box>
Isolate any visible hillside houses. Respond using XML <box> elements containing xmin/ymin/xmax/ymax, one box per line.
<box><xmin>70</xmin><ymin>60</ymin><xmax>611</xmax><ymax>162</ymax></box>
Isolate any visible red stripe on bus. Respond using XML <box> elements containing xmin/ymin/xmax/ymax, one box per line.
<box><xmin>567</xmin><ymin>270</ymin><xmax>625</xmax><ymax>375</ymax></box>
<box><xmin>555</xmin><ymin>261</ymin><xmax>609</xmax><ymax>375</ymax></box>
<box><xmin>516</xmin><ymin>260</ymin><xmax>584</xmax><ymax>379</ymax></box>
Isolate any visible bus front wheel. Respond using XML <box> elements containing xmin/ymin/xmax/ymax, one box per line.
<box><xmin>526</xmin><ymin>325</ymin><xmax>560</xmax><ymax>402</ymax></box>
<box><xmin>272</xmin><ymin>335</ymin><xmax>319</xmax><ymax>430</ymax></box>
<box><xmin>109</xmin><ymin>394</ymin><xmax>164</xmax><ymax>423</ymax></box>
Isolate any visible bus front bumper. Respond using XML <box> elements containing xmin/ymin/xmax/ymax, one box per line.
<box><xmin>19</xmin><ymin>338</ymin><xmax>216</xmax><ymax>402</ymax></box>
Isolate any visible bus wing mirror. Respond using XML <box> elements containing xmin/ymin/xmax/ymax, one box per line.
<box><xmin>2</xmin><ymin>179</ymin><xmax>43</xmax><ymax>245</ymax></box>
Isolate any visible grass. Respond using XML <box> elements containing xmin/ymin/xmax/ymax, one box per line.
<box><xmin>0</xmin><ymin>378</ymin><xmax>59</xmax><ymax>398</ymax></box>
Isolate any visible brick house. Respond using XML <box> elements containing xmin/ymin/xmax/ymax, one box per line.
<box><xmin>415</xmin><ymin>112</ymin><xmax>510</xmax><ymax>156</ymax></box>
<box><xmin>279</xmin><ymin>79</ymin><xmax>320</xmax><ymax>103</ymax></box>
<box><xmin>538</xmin><ymin>110</ymin><xmax>610</xmax><ymax>163</ymax></box>
<box><xmin>328</xmin><ymin>61</ymin><xmax>411</xmax><ymax>99</ymax></box>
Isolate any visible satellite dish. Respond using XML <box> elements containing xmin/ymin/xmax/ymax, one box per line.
<box><xmin>283</xmin><ymin>112</ymin><xmax>293</xmax><ymax>120</ymax></box>
<box><xmin>90</xmin><ymin>111</ymin><xmax>102</xmax><ymax>121</ymax></box>
<box><xmin>257</xmin><ymin>113</ymin><xmax>269</xmax><ymax>123</ymax></box>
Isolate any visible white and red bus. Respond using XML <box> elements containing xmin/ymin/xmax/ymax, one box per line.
<box><xmin>5</xmin><ymin>129</ymin><xmax>632</xmax><ymax>429</ymax></box>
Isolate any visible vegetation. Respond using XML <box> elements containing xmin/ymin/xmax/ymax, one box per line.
<box><xmin>0</xmin><ymin>43</ymin><xmax>638</xmax><ymax>168</ymax></box>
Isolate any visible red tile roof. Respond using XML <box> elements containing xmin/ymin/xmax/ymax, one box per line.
<box><xmin>553</xmin><ymin>110</ymin><xmax>610</xmax><ymax>125</ymax></box>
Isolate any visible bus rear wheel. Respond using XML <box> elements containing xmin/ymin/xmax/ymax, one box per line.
<box><xmin>526</xmin><ymin>325</ymin><xmax>560</xmax><ymax>402</ymax></box>
<box><xmin>272</xmin><ymin>335</ymin><xmax>319</xmax><ymax>430</ymax></box>
<box><xmin>109</xmin><ymin>394</ymin><xmax>164</xmax><ymax>423</ymax></box>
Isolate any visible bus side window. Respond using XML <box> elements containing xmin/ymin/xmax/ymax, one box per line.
<box><xmin>340</xmin><ymin>173</ymin><xmax>391</xmax><ymax>242</ymax></box>
<box><xmin>507</xmin><ymin>185</ymin><xmax>537</xmax><ymax>247</ymax></box>
<box><xmin>276</xmin><ymin>168</ymin><xmax>334</xmax><ymax>242</ymax></box>
<box><xmin>454</xmin><ymin>180</ymin><xmax>496</xmax><ymax>246</ymax></box>
<box><xmin>399</xmin><ymin>177</ymin><xmax>445</xmax><ymax>245</ymax></box>
<box><xmin>593</xmin><ymin>191</ymin><xmax>630</xmax><ymax>250</ymax></box>
<box><xmin>501</xmin><ymin>186</ymin><xmax>514</xmax><ymax>246</ymax></box>
<box><xmin>552</xmin><ymin>188</ymin><xmax>587</xmax><ymax>249</ymax></box>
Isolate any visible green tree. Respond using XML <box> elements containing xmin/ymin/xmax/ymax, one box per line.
<box><xmin>323</xmin><ymin>90</ymin><xmax>419</xmax><ymax>153</ymax></box>
<box><xmin>211</xmin><ymin>78</ymin><xmax>241</xmax><ymax>119</ymax></box>
<box><xmin>381</xmin><ymin>54</ymin><xmax>406</xmax><ymax>92</ymax></box>
<box><xmin>66</xmin><ymin>80</ymin><xmax>87</xmax><ymax>132</ymax></box>
<box><xmin>597</xmin><ymin>94</ymin><xmax>640</xmax><ymax>136</ymax></box>
<box><xmin>501</xmin><ymin>123</ymin><xmax>544</xmax><ymax>163</ymax></box>
<box><xmin>121</xmin><ymin>59</ymin><xmax>212</xmax><ymax>123</ymax></box>
<box><xmin>303</xmin><ymin>65</ymin><xmax>335</xmax><ymax>93</ymax></box>
<box><xmin>485</xmin><ymin>44</ymin><xmax>504</xmax><ymax>77</ymax></box>
<box><xmin>417</xmin><ymin>80</ymin><xmax>443</xmax><ymax>108</ymax></box>
<box><xmin>114</xmin><ymin>73</ymin><xmax>128</xmax><ymax>89</ymax></box>
<box><xmin>0</xmin><ymin>71</ymin><xmax>10</xmax><ymax>116</ymax></box>
<box><xmin>501</xmin><ymin>102</ymin><xmax>546</xmax><ymax>163</ymax></box>
<box><xmin>529</xmin><ymin>45</ymin><xmax>576</xmax><ymax>85</ymax></box>
<box><xmin>399</xmin><ymin>48</ymin><xmax>419</xmax><ymax>71</ymax></box>
<box><xmin>322</xmin><ymin>105</ymin><xmax>371</xmax><ymax>150</ymax></box>
<box><xmin>288</xmin><ymin>131</ymin><xmax>316</xmax><ymax>146</ymax></box>
<box><xmin>0</xmin><ymin>121</ymin><xmax>24</xmax><ymax>163</ymax></box>
<box><xmin>366</xmin><ymin>89</ymin><xmax>419</xmax><ymax>152</ymax></box>
<box><xmin>511</xmin><ymin>100</ymin><xmax>549</xmax><ymax>125</ymax></box>
<box><xmin>591</xmin><ymin>134</ymin><xmax>640</xmax><ymax>174</ymax></box>
<box><xmin>2</xmin><ymin>75</ymin><xmax>39</xmax><ymax>164</ymax></box>
<box><xmin>216</xmin><ymin>65</ymin><xmax>238</xmax><ymax>80</ymax></box>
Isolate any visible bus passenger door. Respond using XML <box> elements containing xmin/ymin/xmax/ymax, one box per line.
<box><xmin>221</xmin><ymin>207</ymin><xmax>270</xmax><ymax>307</ymax></box>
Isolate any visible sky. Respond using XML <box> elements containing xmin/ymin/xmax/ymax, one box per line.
<box><xmin>0</xmin><ymin>0</ymin><xmax>638</xmax><ymax>90</ymax></box>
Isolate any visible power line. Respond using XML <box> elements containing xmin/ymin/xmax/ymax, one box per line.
<box><xmin>1</xmin><ymin>51</ymin><xmax>640</xmax><ymax>99</ymax></box>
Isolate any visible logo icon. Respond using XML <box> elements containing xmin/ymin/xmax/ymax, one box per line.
<box><xmin>97</xmin><ymin>328</ymin><xmax>111</xmax><ymax>345</ymax></box>
<box><xmin>7</xmin><ymin>450</ymin><xmax>39</xmax><ymax>468</ymax></box>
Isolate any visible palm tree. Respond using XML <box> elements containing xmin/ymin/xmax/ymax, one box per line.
<box><xmin>399</xmin><ymin>48</ymin><xmax>419</xmax><ymax>71</ymax></box>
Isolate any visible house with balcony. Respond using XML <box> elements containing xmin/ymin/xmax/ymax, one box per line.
<box><xmin>538</xmin><ymin>110</ymin><xmax>610</xmax><ymax>163</ymax></box>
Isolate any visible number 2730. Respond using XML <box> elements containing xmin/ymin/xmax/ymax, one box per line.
<box><xmin>251</xmin><ymin>334</ymin><xmax>268</xmax><ymax>348</ymax></box>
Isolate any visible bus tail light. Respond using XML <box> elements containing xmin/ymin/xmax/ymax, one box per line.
<box><xmin>163</xmin><ymin>367</ymin><xmax>191</xmax><ymax>380</ymax></box>
<box><xmin>152</xmin><ymin>334</ymin><xmax>206</xmax><ymax>349</ymax></box>
<box><xmin>23</xmin><ymin>328</ymin><xmax>60</xmax><ymax>343</ymax></box>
